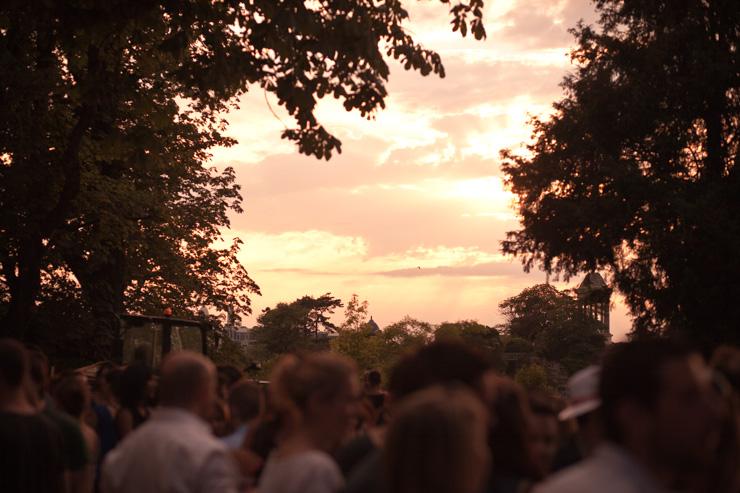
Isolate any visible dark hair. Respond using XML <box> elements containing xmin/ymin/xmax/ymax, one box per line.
<box><xmin>54</xmin><ymin>374</ymin><xmax>88</xmax><ymax>418</ymax></box>
<box><xmin>600</xmin><ymin>339</ymin><xmax>692</xmax><ymax>443</ymax></box>
<box><xmin>388</xmin><ymin>340</ymin><xmax>492</xmax><ymax>400</ymax></box>
<box><xmin>488</xmin><ymin>377</ymin><xmax>541</xmax><ymax>480</ymax></box>
<box><xmin>366</xmin><ymin>369</ymin><xmax>382</xmax><ymax>387</ymax></box>
<box><xmin>528</xmin><ymin>391</ymin><xmax>559</xmax><ymax>417</ymax></box>
<box><xmin>248</xmin><ymin>415</ymin><xmax>282</xmax><ymax>467</ymax></box>
<box><xmin>217</xmin><ymin>365</ymin><xmax>243</xmax><ymax>387</ymax></box>
<box><xmin>228</xmin><ymin>379</ymin><xmax>261</xmax><ymax>422</ymax></box>
<box><xmin>385</xmin><ymin>386</ymin><xmax>489</xmax><ymax>493</ymax></box>
<box><xmin>388</xmin><ymin>352</ymin><xmax>427</xmax><ymax>400</ymax></box>
<box><xmin>118</xmin><ymin>363</ymin><xmax>152</xmax><ymax>409</ymax></box>
<box><xmin>0</xmin><ymin>338</ymin><xmax>28</xmax><ymax>388</ymax></box>
<box><xmin>94</xmin><ymin>362</ymin><xmax>116</xmax><ymax>390</ymax></box>
<box><xmin>133</xmin><ymin>345</ymin><xmax>150</xmax><ymax>364</ymax></box>
<box><xmin>106</xmin><ymin>367</ymin><xmax>123</xmax><ymax>398</ymax></box>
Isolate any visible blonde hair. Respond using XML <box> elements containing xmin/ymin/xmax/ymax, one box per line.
<box><xmin>270</xmin><ymin>352</ymin><xmax>357</xmax><ymax>417</ymax></box>
<box><xmin>384</xmin><ymin>385</ymin><xmax>490</xmax><ymax>493</ymax></box>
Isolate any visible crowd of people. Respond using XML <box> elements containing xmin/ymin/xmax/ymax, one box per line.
<box><xmin>1</xmin><ymin>337</ymin><xmax>738</xmax><ymax>493</ymax></box>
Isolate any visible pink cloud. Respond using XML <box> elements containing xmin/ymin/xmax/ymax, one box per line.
<box><xmin>214</xmin><ymin>0</ymin><xmax>632</xmax><ymax>340</ymax></box>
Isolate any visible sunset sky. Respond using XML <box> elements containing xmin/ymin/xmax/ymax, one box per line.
<box><xmin>211</xmin><ymin>0</ymin><xmax>632</xmax><ymax>340</ymax></box>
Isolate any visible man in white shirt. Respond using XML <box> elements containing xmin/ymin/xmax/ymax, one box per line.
<box><xmin>534</xmin><ymin>339</ymin><xmax>721</xmax><ymax>493</ymax></box>
<box><xmin>102</xmin><ymin>351</ymin><xmax>239</xmax><ymax>493</ymax></box>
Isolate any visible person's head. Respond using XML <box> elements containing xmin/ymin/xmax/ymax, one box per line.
<box><xmin>385</xmin><ymin>385</ymin><xmax>490</xmax><ymax>493</ymax></box>
<box><xmin>365</xmin><ymin>369</ymin><xmax>382</xmax><ymax>391</ymax></box>
<box><xmin>94</xmin><ymin>362</ymin><xmax>120</xmax><ymax>401</ymax></box>
<box><xmin>559</xmin><ymin>365</ymin><xmax>604</xmax><ymax>455</ymax></box>
<box><xmin>387</xmin><ymin>340</ymin><xmax>493</xmax><ymax>404</ymax></box>
<box><xmin>228</xmin><ymin>379</ymin><xmax>262</xmax><ymax>425</ymax></box>
<box><xmin>0</xmin><ymin>339</ymin><xmax>29</xmax><ymax>400</ymax></box>
<box><xmin>217</xmin><ymin>365</ymin><xmax>243</xmax><ymax>399</ymax></box>
<box><xmin>159</xmin><ymin>351</ymin><xmax>217</xmax><ymax>419</ymax></box>
<box><xmin>559</xmin><ymin>365</ymin><xmax>601</xmax><ymax>421</ymax></box>
<box><xmin>600</xmin><ymin>340</ymin><xmax>722</xmax><ymax>472</ymax></box>
<box><xmin>118</xmin><ymin>363</ymin><xmax>153</xmax><ymax>410</ymax></box>
<box><xmin>528</xmin><ymin>392</ymin><xmax>560</xmax><ymax>477</ymax></box>
<box><xmin>133</xmin><ymin>344</ymin><xmax>151</xmax><ymax>365</ymax></box>
<box><xmin>270</xmin><ymin>352</ymin><xmax>359</xmax><ymax>450</ymax></box>
<box><xmin>488</xmin><ymin>376</ymin><xmax>541</xmax><ymax>480</ymax></box>
<box><xmin>53</xmin><ymin>373</ymin><xmax>91</xmax><ymax>420</ymax></box>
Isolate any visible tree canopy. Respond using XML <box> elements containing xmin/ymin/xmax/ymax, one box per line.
<box><xmin>331</xmin><ymin>314</ymin><xmax>432</xmax><ymax>377</ymax></box>
<box><xmin>0</xmin><ymin>0</ymin><xmax>487</xmax><ymax>352</ymax></box>
<box><xmin>501</xmin><ymin>0</ymin><xmax>740</xmax><ymax>345</ymax></box>
<box><xmin>435</xmin><ymin>320</ymin><xmax>502</xmax><ymax>368</ymax></box>
<box><xmin>499</xmin><ymin>284</ymin><xmax>607</xmax><ymax>374</ymax></box>
<box><xmin>252</xmin><ymin>293</ymin><xmax>342</xmax><ymax>356</ymax></box>
<box><xmin>340</xmin><ymin>294</ymin><xmax>371</xmax><ymax>332</ymax></box>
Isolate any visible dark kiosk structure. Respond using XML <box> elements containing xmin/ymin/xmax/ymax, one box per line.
<box><xmin>576</xmin><ymin>272</ymin><xmax>612</xmax><ymax>339</ymax></box>
<box><xmin>117</xmin><ymin>313</ymin><xmax>211</xmax><ymax>367</ymax></box>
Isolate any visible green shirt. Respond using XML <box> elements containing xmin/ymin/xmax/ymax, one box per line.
<box><xmin>43</xmin><ymin>406</ymin><xmax>89</xmax><ymax>471</ymax></box>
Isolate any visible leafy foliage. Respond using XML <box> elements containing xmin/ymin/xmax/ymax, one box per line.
<box><xmin>514</xmin><ymin>363</ymin><xmax>549</xmax><ymax>392</ymax></box>
<box><xmin>503</xmin><ymin>336</ymin><xmax>534</xmax><ymax>354</ymax></box>
<box><xmin>499</xmin><ymin>284</ymin><xmax>607</xmax><ymax>374</ymax></box>
<box><xmin>501</xmin><ymin>0</ymin><xmax>740</xmax><ymax>345</ymax></box>
<box><xmin>376</xmin><ymin>316</ymin><xmax>432</xmax><ymax>363</ymax></box>
<box><xmin>247</xmin><ymin>294</ymin><xmax>433</xmax><ymax>376</ymax></box>
<box><xmin>340</xmin><ymin>294</ymin><xmax>370</xmax><ymax>332</ymax></box>
<box><xmin>332</xmin><ymin>315</ymin><xmax>431</xmax><ymax>376</ymax></box>
<box><xmin>1</xmin><ymin>0</ymin><xmax>487</xmax><ymax>350</ymax></box>
<box><xmin>251</xmin><ymin>293</ymin><xmax>342</xmax><ymax>357</ymax></box>
<box><xmin>253</xmin><ymin>293</ymin><xmax>503</xmax><ymax>379</ymax></box>
<box><xmin>331</xmin><ymin>326</ymin><xmax>384</xmax><ymax>372</ymax></box>
<box><xmin>330</xmin><ymin>294</ymin><xmax>383</xmax><ymax>369</ymax></box>
<box><xmin>435</xmin><ymin>320</ymin><xmax>503</xmax><ymax>368</ymax></box>
<box><xmin>383</xmin><ymin>316</ymin><xmax>435</xmax><ymax>344</ymax></box>
<box><xmin>500</xmin><ymin>284</ymin><xmax>572</xmax><ymax>341</ymax></box>
<box><xmin>209</xmin><ymin>333</ymin><xmax>250</xmax><ymax>369</ymax></box>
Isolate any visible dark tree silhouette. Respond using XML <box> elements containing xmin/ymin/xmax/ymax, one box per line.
<box><xmin>499</xmin><ymin>284</ymin><xmax>607</xmax><ymax>374</ymax></box>
<box><xmin>0</xmin><ymin>0</ymin><xmax>486</xmax><ymax>343</ymax></box>
<box><xmin>253</xmin><ymin>293</ymin><xmax>343</xmax><ymax>356</ymax></box>
<box><xmin>501</xmin><ymin>1</ymin><xmax>740</xmax><ymax>346</ymax></box>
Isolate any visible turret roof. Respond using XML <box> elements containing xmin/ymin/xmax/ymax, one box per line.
<box><xmin>576</xmin><ymin>272</ymin><xmax>609</xmax><ymax>297</ymax></box>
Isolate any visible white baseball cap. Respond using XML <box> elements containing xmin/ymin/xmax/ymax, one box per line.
<box><xmin>558</xmin><ymin>365</ymin><xmax>601</xmax><ymax>421</ymax></box>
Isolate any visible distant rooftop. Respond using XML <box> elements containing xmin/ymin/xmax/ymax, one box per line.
<box><xmin>576</xmin><ymin>272</ymin><xmax>612</xmax><ymax>304</ymax></box>
<box><xmin>367</xmin><ymin>316</ymin><xmax>380</xmax><ymax>334</ymax></box>
<box><xmin>577</xmin><ymin>272</ymin><xmax>608</xmax><ymax>292</ymax></box>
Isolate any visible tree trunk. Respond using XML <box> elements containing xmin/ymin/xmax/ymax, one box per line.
<box><xmin>67</xmin><ymin>249</ymin><xmax>128</xmax><ymax>360</ymax></box>
<box><xmin>0</xmin><ymin>236</ymin><xmax>43</xmax><ymax>338</ymax></box>
<box><xmin>0</xmin><ymin>39</ymin><xmax>98</xmax><ymax>341</ymax></box>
